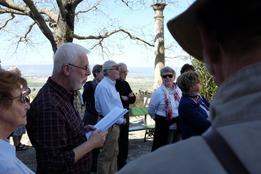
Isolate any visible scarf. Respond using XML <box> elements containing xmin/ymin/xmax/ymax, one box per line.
<box><xmin>163</xmin><ymin>83</ymin><xmax>181</xmax><ymax>121</ymax></box>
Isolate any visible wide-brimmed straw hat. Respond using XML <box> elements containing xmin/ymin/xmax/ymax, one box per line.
<box><xmin>167</xmin><ymin>0</ymin><xmax>208</xmax><ymax>61</ymax></box>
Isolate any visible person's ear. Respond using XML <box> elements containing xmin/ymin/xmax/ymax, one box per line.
<box><xmin>198</xmin><ymin>25</ymin><xmax>220</xmax><ymax>64</ymax></box>
<box><xmin>62</xmin><ymin>64</ymin><xmax>70</xmax><ymax>76</ymax></box>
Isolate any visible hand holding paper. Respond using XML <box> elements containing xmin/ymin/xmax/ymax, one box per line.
<box><xmin>85</xmin><ymin>106</ymin><xmax>128</xmax><ymax>139</ymax></box>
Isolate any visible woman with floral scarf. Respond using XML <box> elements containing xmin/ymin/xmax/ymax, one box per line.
<box><xmin>148</xmin><ymin>66</ymin><xmax>182</xmax><ymax>151</ymax></box>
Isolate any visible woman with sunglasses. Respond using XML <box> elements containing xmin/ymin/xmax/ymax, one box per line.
<box><xmin>7</xmin><ymin>66</ymin><xmax>32</xmax><ymax>151</ymax></box>
<box><xmin>0</xmin><ymin>70</ymin><xmax>34</xmax><ymax>173</ymax></box>
<box><xmin>177</xmin><ymin>71</ymin><xmax>211</xmax><ymax>140</ymax></box>
<box><xmin>148</xmin><ymin>66</ymin><xmax>182</xmax><ymax>151</ymax></box>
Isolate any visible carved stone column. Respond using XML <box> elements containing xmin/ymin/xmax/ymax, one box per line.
<box><xmin>152</xmin><ymin>1</ymin><xmax>166</xmax><ymax>89</ymax></box>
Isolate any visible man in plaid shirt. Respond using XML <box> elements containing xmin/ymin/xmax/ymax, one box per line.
<box><xmin>27</xmin><ymin>43</ymin><xmax>107</xmax><ymax>174</ymax></box>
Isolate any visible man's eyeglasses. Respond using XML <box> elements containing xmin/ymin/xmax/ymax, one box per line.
<box><xmin>68</xmin><ymin>64</ymin><xmax>90</xmax><ymax>71</ymax></box>
<box><xmin>162</xmin><ymin>74</ymin><xmax>173</xmax><ymax>79</ymax></box>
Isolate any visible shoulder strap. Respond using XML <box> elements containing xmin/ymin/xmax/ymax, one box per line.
<box><xmin>203</xmin><ymin>127</ymin><xmax>249</xmax><ymax>174</ymax></box>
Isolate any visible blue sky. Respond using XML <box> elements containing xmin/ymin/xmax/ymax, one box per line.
<box><xmin>0</xmin><ymin>0</ymin><xmax>194</xmax><ymax>68</ymax></box>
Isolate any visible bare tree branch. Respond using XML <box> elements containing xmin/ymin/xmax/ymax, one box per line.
<box><xmin>75</xmin><ymin>0</ymin><xmax>101</xmax><ymax>16</ymax></box>
<box><xmin>74</xmin><ymin>28</ymin><xmax>154</xmax><ymax>47</ymax></box>
<box><xmin>18</xmin><ymin>22</ymin><xmax>36</xmax><ymax>42</ymax></box>
<box><xmin>0</xmin><ymin>8</ymin><xmax>26</xmax><ymax>15</ymax></box>
<box><xmin>0</xmin><ymin>1</ymin><xmax>57</xmax><ymax>21</ymax></box>
<box><xmin>120</xmin><ymin>0</ymin><xmax>130</xmax><ymax>7</ymax></box>
<box><xmin>1</xmin><ymin>0</ymin><xmax>155</xmax><ymax>56</ymax></box>
<box><xmin>92</xmin><ymin>40</ymin><xmax>111</xmax><ymax>60</ymax></box>
<box><xmin>0</xmin><ymin>13</ymin><xmax>15</xmax><ymax>29</ymax></box>
<box><xmin>15</xmin><ymin>22</ymin><xmax>36</xmax><ymax>51</ymax></box>
<box><xmin>56</xmin><ymin>0</ymin><xmax>66</xmax><ymax>18</ymax></box>
<box><xmin>22</xmin><ymin>0</ymin><xmax>57</xmax><ymax>51</ymax></box>
<box><xmin>117</xmin><ymin>0</ymin><xmax>148</xmax><ymax>9</ymax></box>
<box><xmin>0</xmin><ymin>0</ymin><xmax>27</xmax><ymax>13</ymax></box>
<box><xmin>24</xmin><ymin>22</ymin><xmax>35</xmax><ymax>40</ymax></box>
<box><xmin>75</xmin><ymin>7</ymin><xmax>96</xmax><ymax>15</ymax></box>
<box><xmin>90</xmin><ymin>38</ymin><xmax>104</xmax><ymax>50</ymax></box>
<box><xmin>72</xmin><ymin>0</ymin><xmax>84</xmax><ymax>7</ymax></box>
<box><xmin>38</xmin><ymin>8</ymin><xmax>58</xmax><ymax>22</ymax></box>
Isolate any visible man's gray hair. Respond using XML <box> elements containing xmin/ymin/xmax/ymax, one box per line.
<box><xmin>102</xmin><ymin>60</ymin><xmax>118</xmax><ymax>76</ymax></box>
<box><xmin>160</xmin><ymin>66</ymin><xmax>176</xmax><ymax>77</ymax></box>
<box><xmin>118</xmin><ymin>63</ymin><xmax>127</xmax><ymax>71</ymax></box>
<box><xmin>52</xmin><ymin>43</ymin><xmax>89</xmax><ymax>74</ymax></box>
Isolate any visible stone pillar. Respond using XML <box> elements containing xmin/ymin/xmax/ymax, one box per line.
<box><xmin>152</xmin><ymin>2</ymin><xmax>166</xmax><ymax>89</ymax></box>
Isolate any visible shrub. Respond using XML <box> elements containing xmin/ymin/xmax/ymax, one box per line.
<box><xmin>192</xmin><ymin>58</ymin><xmax>218</xmax><ymax>100</ymax></box>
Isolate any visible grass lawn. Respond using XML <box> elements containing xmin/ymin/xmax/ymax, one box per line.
<box><xmin>26</xmin><ymin>76</ymin><xmax>154</xmax><ymax>101</ymax></box>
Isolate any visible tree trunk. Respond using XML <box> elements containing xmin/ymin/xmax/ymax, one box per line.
<box><xmin>152</xmin><ymin>3</ymin><xmax>166</xmax><ymax>89</ymax></box>
<box><xmin>53</xmin><ymin>2</ymin><xmax>75</xmax><ymax>49</ymax></box>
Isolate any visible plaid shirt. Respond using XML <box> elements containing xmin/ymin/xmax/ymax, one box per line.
<box><xmin>26</xmin><ymin>78</ymin><xmax>91</xmax><ymax>174</ymax></box>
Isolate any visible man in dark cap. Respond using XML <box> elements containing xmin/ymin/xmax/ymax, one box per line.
<box><xmin>118</xmin><ymin>0</ymin><xmax>261</xmax><ymax>173</ymax></box>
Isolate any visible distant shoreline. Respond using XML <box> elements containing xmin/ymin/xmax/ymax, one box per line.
<box><xmin>2</xmin><ymin>64</ymin><xmax>155</xmax><ymax>94</ymax></box>
<box><xmin>25</xmin><ymin>76</ymin><xmax>154</xmax><ymax>99</ymax></box>
<box><xmin>2</xmin><ymin>64</ymin><xmax>155</xmax><ymax>78</ymax></box>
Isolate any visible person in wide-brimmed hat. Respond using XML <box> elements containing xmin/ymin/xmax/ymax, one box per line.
<box><xmin>118</xmin><ymin>0</ymin><xmax>261</xmax><ymax>173</ymax></box>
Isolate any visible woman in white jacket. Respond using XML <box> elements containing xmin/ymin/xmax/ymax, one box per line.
<box><xmin>148</xmin><ymin>66</ymin><xmax>182</xmax><ymax>151</ymax></box>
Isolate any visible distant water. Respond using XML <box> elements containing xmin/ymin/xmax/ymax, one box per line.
<box><xmin>3</xmin><ymin>64</ymin><xmax>154</xmax><ymax>78</ymax></box>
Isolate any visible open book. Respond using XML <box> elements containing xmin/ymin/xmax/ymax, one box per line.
<box><xmin>85</xmin><ymin>106</ymin><xmax>128</xmax><ymax>139</ymax></box>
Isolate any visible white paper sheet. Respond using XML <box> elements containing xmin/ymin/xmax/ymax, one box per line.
<box><xmin>85</xmin><ymin>106</ymin><xmax>128</xmax><ymax>139</ymax></box>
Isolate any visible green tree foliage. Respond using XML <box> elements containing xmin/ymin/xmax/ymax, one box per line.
<box><xmin>192</xmin><ymin>58</ymin><xmax>218</xmax><ymax>100</ymax></box>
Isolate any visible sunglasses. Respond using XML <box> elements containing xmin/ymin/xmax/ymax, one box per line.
<box><xmin>162</xmin><ymin>74</ymin><xmax>173</xmax><ymax>79</ymax></box>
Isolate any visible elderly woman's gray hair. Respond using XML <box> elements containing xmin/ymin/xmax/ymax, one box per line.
<box><xmin>118</xmin><ymin>63</ymin><xmax>127</xmax><ymax>71</ymax></box>
<box><xmin>177</xmin><ymin>71</ymin><xmax>200</xmax><ymax>93</ymax></box>
<box><xmin>52</xmin><ymin>43</ymin><xmax>89</xmax><ymax>74</ymax></box>
<box><xmin>160</xmin><ymin>66</ymin><xmax>176</xmax><ymax>77</ymax></box>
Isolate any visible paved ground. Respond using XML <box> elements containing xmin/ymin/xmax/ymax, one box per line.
<box><xmin>16</xmin><ymin>130</ymin><xmax>152</xmax><ymax>172</ymax></box>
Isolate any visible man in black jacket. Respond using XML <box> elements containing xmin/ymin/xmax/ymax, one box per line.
<box><xmin>82</xmin><ymin>64</ymin><xmax>103</xmax><ymax>172</ymax></box>
<box><xmin>116</xmin><ymin>63</ymin><xmax>136</xmax><ymax>170</ymax></box>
